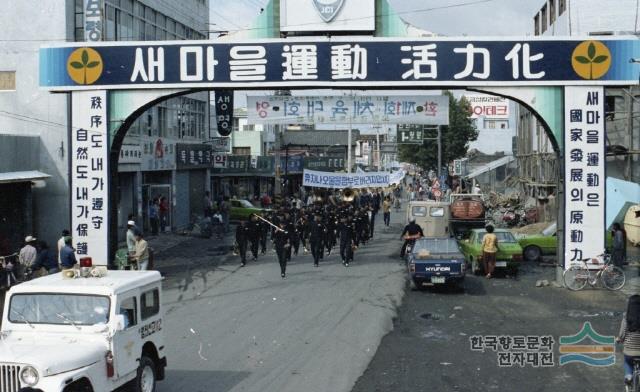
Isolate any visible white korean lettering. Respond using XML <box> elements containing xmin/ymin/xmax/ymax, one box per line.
<box><xmin>229</xmin><ymin>46</ymin><xmax>267</xmax><ymax>81</ymax></box>
<box><xmin>130</xmin><ymin>47</ymin><xmax>165</xmax><ymax>82</ymax></box>
<box><xmin>282</xmin><ymin>45</ymin><xmax>318</xmax><ymax>80</ymax></box>
<box><xmin>206</xmin><ymin>47</ymin><xmax>218</xmax><ymax>81</ymax></box>
<box><xmin>180</xmin><ymin>46</ymin><xmax>203</xmax><ymax>82</ymax></box>
<box><xmin>401</xmin><ymin>44</ymin><xmax>438</xmax><ymax>80</ymax></box>
<box><xmin>454</xmin><ymin>44</ymin><xmax>490</xmax><ymax>79</ymax></box>
<box><xmin>504</xmin><ymin>43</ymin><xmax>545</xmax><ymax>80</ymax></box>
<box><xmin>331</xmin><ymin>44</ymin><xmax>368</xmax><ymax>80</ymax></box>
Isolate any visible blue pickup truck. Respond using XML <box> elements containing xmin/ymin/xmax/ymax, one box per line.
<box><xmin>407</xmin><ymin>237</ymin><xmax>466</xmax><ymax>291</ymax></box>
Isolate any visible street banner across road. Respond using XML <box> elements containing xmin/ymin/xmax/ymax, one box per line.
<box><xmin>303</xmin><ymin>169</ymin><xmax>392</xmax><ymax>189</ymax></box>
<box><xmin>247</xmin><ymin>95</ymin><xmax>449</xmax><ymax>125</ymax></box>
<box><xmin>40</xmin><ymin>37</ymin><xmax>640</xmax><ymax>91</ymax></box>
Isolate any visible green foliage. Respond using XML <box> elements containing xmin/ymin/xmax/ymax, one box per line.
<box><xmin>398</xmin><ymin>91</ymin><xmax>479</xmax><ymax>171</ymax></box>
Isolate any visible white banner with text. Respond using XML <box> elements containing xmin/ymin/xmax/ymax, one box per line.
<box><xmin>303</xmin><ymin>169</ymin><xmax>392</xmax><ymax>189</ymax></box>
<box><xmin>248</xmin><ymin>95</ymin><xmax>449</xmax><ymax>125</ymax></box>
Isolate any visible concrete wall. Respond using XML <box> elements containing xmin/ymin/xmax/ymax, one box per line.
<box><xmin>0</xmin><ymin>0</ymin><xmax>72</xmax><ymax>247</ymax></box>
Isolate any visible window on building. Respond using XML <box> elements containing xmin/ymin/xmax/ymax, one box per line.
<box><xmin>559</xmin><ymin>0</ymin><xmax>566</xmax><ymax>16</ymax></box>
<box><xmin>549</xmin><ymin>0</ymin><xmax>556</xmax><ymax>25</ymax></box>
<box><xmin>534</xmin><ymin>14</ymin><xmax>540</xmax><ymax>36</ymax></box>
<box><xmin>243</xmin><ymin>124</ymin><xmax>255</xmax><ymax>131</ymax></box>
<box><xmin>541</xmin><ymin>4</ymin><xmax>548</xmax><ymax>33</ymax></box>
<box><xmin>233</xmin><ymin>147</ymin><xmax>251</xmax><ymax>155</ymax></box>
<box><xmin>105</xmin><ymin>5</ymin><xmax>116</xmax><ymax>41</ymax></box>
<box><xmin>485</xmin><ymin>120</ymin><xmax>496</xmax><ymax>129</ymax></box>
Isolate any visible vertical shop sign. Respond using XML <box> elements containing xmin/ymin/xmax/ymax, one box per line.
<box><xmin>564</xmin><ymin>86</ymin><xmax>605</xmax><ymax>269</ymax></box>
<box><xmin>71</xmin><ymin>90</ymin><xmax>109</xmax><ymax>264</ymax></box>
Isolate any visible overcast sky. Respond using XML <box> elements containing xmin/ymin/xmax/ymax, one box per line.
<box><xmin>210</xmin><ymin>0</ymin><xmax>544</xmax><ymax>36</ymax></box>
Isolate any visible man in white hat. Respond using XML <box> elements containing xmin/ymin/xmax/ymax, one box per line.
<box><xmin>126</xmin><ymin>221</ymin><xmax>137</xmax><ymax>254</ymax></box>
<box><xmin>19</xmin><ymin>235</ymin><xmax>38</xmax><ymax>272</ymax></box>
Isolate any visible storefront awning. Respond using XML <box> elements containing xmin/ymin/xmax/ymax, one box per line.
<box><xmin>0</xmin><ymin>170</ymin><xmax>51</xmax><ymax>184</ymax></box>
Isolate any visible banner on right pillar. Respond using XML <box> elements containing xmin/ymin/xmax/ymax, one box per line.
<box><xmin>564</xmin><ymin>86</ymin><xmax>606</xmax><ymax>269</ymax></box>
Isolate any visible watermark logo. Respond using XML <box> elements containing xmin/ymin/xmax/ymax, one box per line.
<box><xmin>559</xmin><ymin>322</ymin><xmax>615</xmax><ymax>366</ymax></box>
<box><xmin>312</xmin><ymin>0</ymin><xmax>345</xmax><ymax>22</ymax></box>
<box><xmin>67</xmin><ymin>48</ymin><xmax>103</xmax><ymax>85</ymax></box>
<box><xmin>571</xmin><ymin>41</ymin><xmax>611</xmax><ymax>80</ymax></box>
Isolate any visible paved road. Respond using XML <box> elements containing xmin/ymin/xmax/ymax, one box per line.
<box><xmin>156</xmin><ymin>214</ymin><xmax>406</xmax><ymax>392</ymax></box>
<box><xmin>351</xmin><ymin>262</ymin><xmax>630</xmax><ymax>392</ymax></box>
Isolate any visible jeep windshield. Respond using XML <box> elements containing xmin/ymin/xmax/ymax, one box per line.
<box><xmin>9</xmin><ymin>293</ymin><xmax>110</xmax><ymax>326</ymax></box>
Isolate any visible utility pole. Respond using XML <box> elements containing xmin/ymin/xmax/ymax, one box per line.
<box><xmin>437</xmin><ymin>125</ymin><xmax>443</xmax><ymax>178</ymax></box>
<box><xmin>274</xmin><ymin>124</ymin><xmax>282</xmax><ymax>198</ymax></box>
<box><xmin>347</xmin><ymin>90</ymin><xmax>353</xmax><ymax>173</ymax></box>
<box><xmin>374</xmin><ymin>125</ymin><xmax>382</xmax><ymax>171</ymax></box>
<box><xmin>628</xmin><ymin>86</ymin><xmax>634</xmax><ymax>181</ymax></box>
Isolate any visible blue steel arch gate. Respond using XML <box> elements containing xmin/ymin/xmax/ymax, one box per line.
<box><xmin>40</xmin><ymin>36</ymin><xmax>639</xmax><ymax>268</ymax></box>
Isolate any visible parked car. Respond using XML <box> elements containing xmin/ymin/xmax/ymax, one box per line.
<box><xmin>0</xmin><ymin>268</ymin><xmax>166</xmax><ymax>391</ymax></box>
<box><xmin>515</xmin><ymin>222</ymin><xmax>614</xmax><ymax>262</ymax></box>
<box><xmin>459</xmin><ymin>228</ymin><xmax>523</xmax><ymax>275</ymax></box>
<box><xmin>407</xmin><ymin>237</ymin><xmax>466</xmax><ymax>290</ymax></box>
<box><xmin>230</xmin><ymin>199</ymin><xmax>266</xmax><ymax>221</ymax></box>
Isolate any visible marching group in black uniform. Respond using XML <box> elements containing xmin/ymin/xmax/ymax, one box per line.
<box><xmin>235</xmin><ymin>191</ymin><xmax>385</xmax><ymax>279</ymax></box>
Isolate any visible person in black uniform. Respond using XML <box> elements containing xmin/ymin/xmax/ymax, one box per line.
<box><xmin>273</xmin><ymin>221</ymin><xmax>290</xmax><ymax>278</ymax></box>
<box><xmin>259</xmin><ymin>211</ymin><xmax>270</xmax><ymax>254</ymax></box>
<box><xmin>248</xmin><ymin>214</ymin><xmax>261</xmax><ymax>261</ymax></box>
<box><xmin>283</xmin><ymin>212</ymin><xmax>296</xmax><ymax>262</ymax></box>
<box><xmin>370</xmin><ymin>191</ymin><xmax>381</xmax><ymax>238</ymax></box>
<box><xmin>309</xmin><ymin>214</ymin><xmax>325</xmax><ymax>267</ymax></box>
<box><xmin>338</xmin><ymin>217</ymin><xmax>356</xmax><ymax>267</ymax></box>
<box><xmin>235</xmin><ymin>220</ymin><xmax>250</xmax><ymax>266</ymax></box>
<box><xmin>400</xmin><ymin>218</ymin><xmax>424</xmax><ymax>258</ymax></box>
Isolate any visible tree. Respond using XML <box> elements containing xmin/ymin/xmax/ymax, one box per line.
<box><xmin>398</xmin><ymin>91</ymin><xmax>479</xmax><ymax>172</ymax></box>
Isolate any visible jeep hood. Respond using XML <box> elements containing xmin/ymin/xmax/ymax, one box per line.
<box><xmin>0</xmin><ymin>335</ymin><xmax>106</xmax><ymax>376</ymax></box>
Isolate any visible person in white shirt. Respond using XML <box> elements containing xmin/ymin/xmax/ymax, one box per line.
<box><xmin>473</xmin><ymin>183</ymin><xmax>482</xmax><ymax>195</ymax></box>
<box><xmin>126</xmin><ymin>221</ymin><xmax>137</xmax><ymax>253</ymax></box>
<box><xmin>57</xmin><ymin>229</ymin><xmax>70</xmax><ymax>264</ymax></box>
<box><xmin>19</xmin><ymin>236</ymin><xmax>38</xmax><ymax>269</ymax></box>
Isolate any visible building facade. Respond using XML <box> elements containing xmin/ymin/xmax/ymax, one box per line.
<box><xmin>519</xmin><ymin>0</ymin><xmax>640</xmax><ymax>206</ymax></box>
<box><xmin>0</xmin><ymin>0</ymin><xmax>210</xmax><ymax>250</ymax></box>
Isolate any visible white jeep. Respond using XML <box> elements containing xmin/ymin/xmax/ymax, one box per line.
<box><xmin>0</xmin><ymin>270</ymin><xmax>166</xmax><ymax>392</ymax></box>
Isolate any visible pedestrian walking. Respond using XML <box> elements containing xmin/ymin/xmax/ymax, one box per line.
<box><xmin>59</xmin><ymin>236</ymin><xmax>77</xmax><ymax>270</ymax></box>
<box><xmin>481</xmin><ymin>225</ymin><xmax>498</xmax><ymax>278</ymax></box>
<box><xmin>34</xmin><ymin>241</ymin><xmax>59</xmax><ymax>275</ymax></box>
<box><xmin>149</xmin><ymin>199</ymin><xmax>159</xmax><ymax>236</ymax></box>
<box><xmin>248</xmin><ymin>214</ymin><xmax>261</xmax><ymax>261</ymax></box>
<box><xmin>338</xmin><ymin>217</ymin><xmax>355</xmax><ymax>267</ymax></box>
<box><xmin>132</xmin><ymin>232</ymin><xmax>150</xmax><ymax>270</ymax></box>
<box><xmin>383</xmin><ymin>196</ymin><xmax>392</xmax><ymax>227</ymax></box>
<box><xmin>159</xmin><ymin>196</ymin><xmax>170</xmax><ymax>232</ymax></box>
<box><xmin>126</xmin><ymin>220</ymin><xmax>137</xmax><ymax>254</ymax></box>
<box><xmin>19</xmin><ymin>236</ymin><xmax>38</xmax><ymax>278</ymax></box>
<box><xmin>57</xmin><ymin>229</ymin><xmax>70</xmax><ymax>264</ymax></box>
<box><xmin>273</xmin><ymin>221</ymin><xmax>290</xmax><ymax>278</ymax></box>
<box><xmin>220</xmin><ymin>196</ymin><xmax>231</xmax><ymax>233</ymax></box>
<box><xmin>204</xmin><ymin>191</ymin><xmax>213</xmax><ymax>218</ymax></box>
<box><xmin>612</xmin><ymin>222</ymin><xmax>626</xmax><ymax>267</ymax></box>
<box><xmin>212</xmin><ymin>209</ymin><xmax>224</xmax><ymax>239</ymax></box>
<box><xmin>235</xmin><ymin>220</ymin><xmax>249</xmax><ymax>267</ymax></box>
<box><xmin>618</xmin><ymin>295</ymin><xmax>640</xmax><ymax>388</ymax></box>
<box><xmin>309</xmin><ymin>214</ymin><xmax>325</xmax><ymax>267</ymax></box>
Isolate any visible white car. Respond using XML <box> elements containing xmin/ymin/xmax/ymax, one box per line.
<box><xmin>0</xmin><ymin>269</ymin><xmax>166</xmax><ymax>392</ymax></box>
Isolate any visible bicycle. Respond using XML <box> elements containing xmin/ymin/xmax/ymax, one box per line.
<box><xmin>627</xmin><ymin>357</ymin><xmax>640</xmax><ymax>392</ymax></box>
<box><xmin>563</xmin><ymin>253</ymin><xmax>626</xmax><ymax>291</ymax></box>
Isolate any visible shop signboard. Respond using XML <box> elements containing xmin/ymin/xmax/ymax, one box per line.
<box><xmin>176</xmin><ymin>143</ymin><xmax>213</xmax><ymax>169</ymax></box>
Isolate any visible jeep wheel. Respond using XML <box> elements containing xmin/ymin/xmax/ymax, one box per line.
<box><xmin>523</xmin><ymin>246</ymin><xmax>542</xmax><ymax>262</ymax></box>
<box><xmin>134</xmin><ymin>356</ymin><xmax>157</xmax><ymax>392</ymax></box>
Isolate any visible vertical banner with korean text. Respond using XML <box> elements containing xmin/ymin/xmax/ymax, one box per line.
<box><xmin>215</xmin><ymin>90</ymin><xmax>234</xmax><ymax>136</ymax></box>
<box><xmin>71</xmin><ymin>90</ymin><xmax>109</xmax><ymax>265</ymax></box>
<box><xmin>83</xmin><ymin>0</ymin><xmax>104</xmax><ymax>42</ymax></box>
<box><xmin>564</xmin><ymin>86</ymin><xmax>605</xmax><ymax>269</ymax></box>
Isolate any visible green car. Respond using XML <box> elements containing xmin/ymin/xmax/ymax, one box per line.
<box><xmin>230</xmin><ymin>199</ymin><xmax>266</xmax><ymax>221</ymax></box>
<box><xmin>459</xmin><ymin>228</ymin><xmax>523</xmax><ymax>275</ymax></box>
<box><xmin>516</xmin><ymin>223</ymin><xmax>613</xmax><ymax>262</ymax></box>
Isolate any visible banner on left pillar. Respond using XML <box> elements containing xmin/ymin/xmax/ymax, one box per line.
<box><xmin>71</xmin><ymin>90</ymin><xmax>109</xmax><ymax>265</ymax></box>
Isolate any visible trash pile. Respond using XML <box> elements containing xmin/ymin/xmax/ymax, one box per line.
<box><xmin>484</xmin><ymin>191</ymin><xmax>539</xmax><ymax>228</ymax></box>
